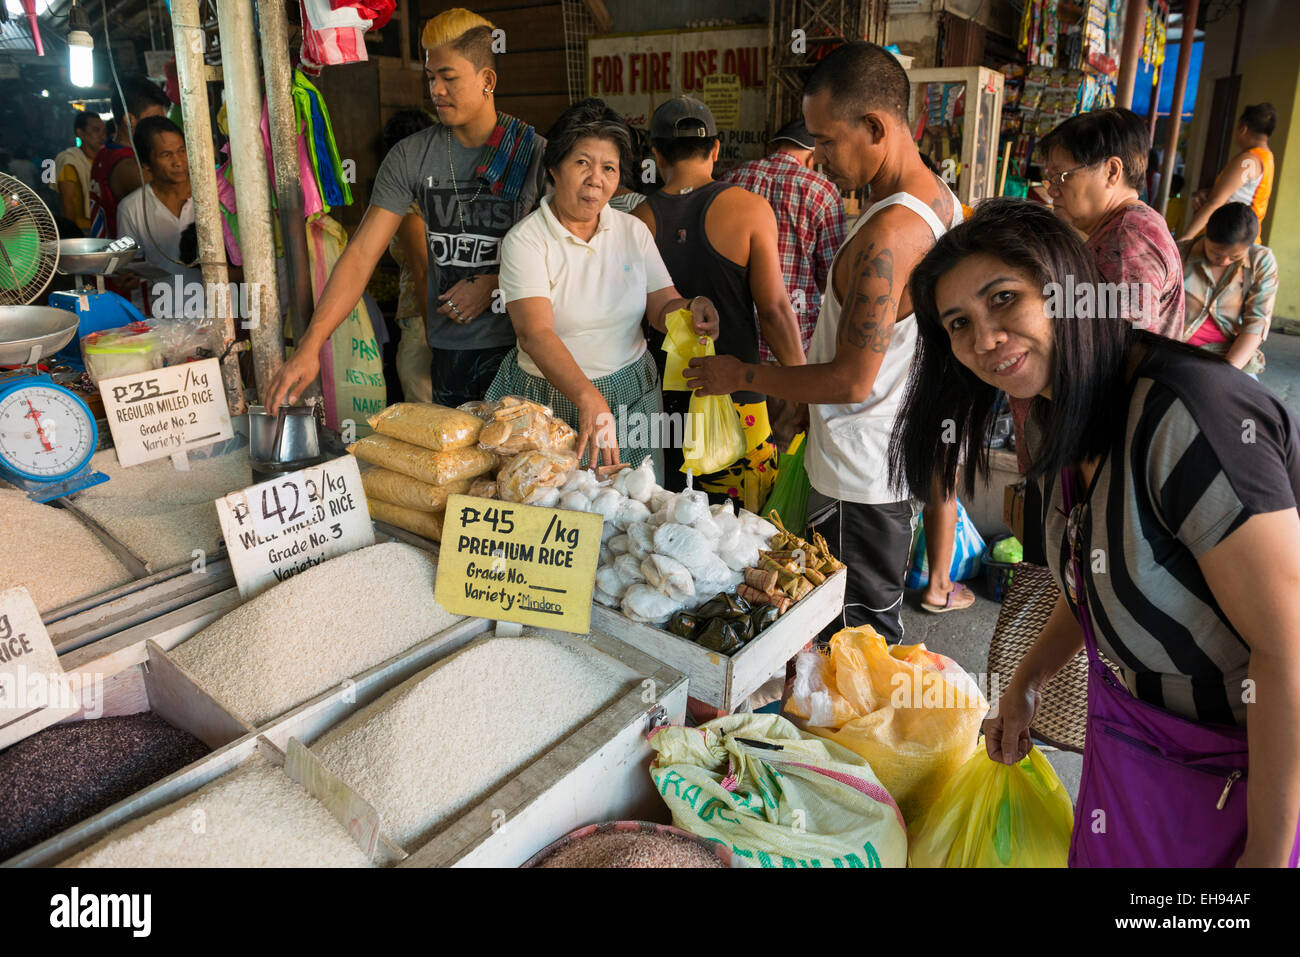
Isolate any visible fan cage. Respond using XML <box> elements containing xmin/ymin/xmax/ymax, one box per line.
<box><xmin>0</xmin><ymin>173</ymin><xmax>60</xmax><ymax>307</ymax></box>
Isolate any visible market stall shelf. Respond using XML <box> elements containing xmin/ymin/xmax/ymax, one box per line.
<box><xmin>0</xmin><ymin>640</ymin><xmax>252</xmax><ymax>863</ymax></box>
<box><xmin>592</xmin><ymin>567</ymin><xmax>847</xmax><ymax>712</ymax></box>
<box><xmin>10</xmin><ymin>617</ymin><xmax>685</xmax><ymax>868</ymax></box>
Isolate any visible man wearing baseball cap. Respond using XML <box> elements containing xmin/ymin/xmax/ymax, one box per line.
<box><xmin>723</xmin><ymin>116</ymin><xmax>848</xmax><ymax>448</ymax></box>
<box><xmin>632</xmin><ymin>96</ymin><xmax>805</xmax><ymax>508</ymax></box>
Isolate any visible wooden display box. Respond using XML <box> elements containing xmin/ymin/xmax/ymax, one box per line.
<box><xmin>593</xmin><ymin>568</ymin><xmax>847</xmax><ymax>713</ymax></box>
<box><xmin>10</xmin><ymin>618</ymin><xmax>686</xmax><ymax>869</ymax></box>
<box><xmin>908</xmin><ymin>66</ymin><xmax>1007</xmax><ymax>204</ymax></box>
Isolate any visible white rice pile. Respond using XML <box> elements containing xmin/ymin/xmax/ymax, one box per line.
<box><xmin>314</xmin><ymin>632</ymin><xmax>629</xmax><ymax>848</ymax></box>
<box><xmin>172</xmin><ymin>542</ymin><xmax>462</xmax><ymax>725</ymax></box>
<box><xmin>0</xmin><ymin>489</ymin><xmax>134</xmax><ymax>613</ymax></box>
<box><xmin>72</xmin><ymin>446</ymin><xmax>252</xmax><ymax>569</ymax></box>
<box><xmin>63</xmin><ymin>755</ymin><xmax>374</xmax><ymax>868</ymax></box>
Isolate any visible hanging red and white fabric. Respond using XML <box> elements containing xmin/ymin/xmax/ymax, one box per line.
<box><xmin>330</xmin><ymin>0</ymin><xmax>396</xmax><ymax>30</ymax></box>
<box><xmin>299</xmin><ymin>0</ymin><xmax>370</xmax><ymax>69</ymax></box>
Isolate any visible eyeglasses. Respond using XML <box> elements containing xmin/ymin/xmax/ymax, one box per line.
<box><xmin>1056</xmin><ymin>498</ymin><xmax>1088</xmax><ymax>606</ymax></box>
<box><xmin>1042</xmin><ymin>163</ymin><xmax>1092</xmax><ymax>188</ymax></box>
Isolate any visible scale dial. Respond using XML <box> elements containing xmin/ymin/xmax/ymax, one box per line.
<box><xmin>0</xmin><ymin>382</ymin><xmax>97</xmax><ymax>481</ymax></box>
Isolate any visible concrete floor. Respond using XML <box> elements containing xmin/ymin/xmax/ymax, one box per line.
<box><xmin>895</xmin><ymin>328</ymin><xmax>1300</xmax><ymax>802</ymax></box>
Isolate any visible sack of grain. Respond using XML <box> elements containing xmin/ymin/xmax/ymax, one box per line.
<box><xmin>367</xmin><ymin>498</ymin><xmax>444</xmax><ymax>542</ymax></box>
<box><xmin>348</xmin><ymin>434</ymin><xmax>498</xmax><ymax>485</ymax></box>
<box><xmin>367</xmin><ymin>403</ymin><xmax>484</xmax><ymax>451</ymax></box>
<box><xmin>361</xmin><ymin>469</ymin><xmax>467</xmax><ymax>513</ymax></box>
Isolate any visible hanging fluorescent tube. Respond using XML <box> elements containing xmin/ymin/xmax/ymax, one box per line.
<box><xmin>68</xmin><ymin>2</ymin><xmax>94</xmax><ymax>87</ymax></box>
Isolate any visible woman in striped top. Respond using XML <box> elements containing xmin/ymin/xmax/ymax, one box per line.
<box><xmin>890</xmin><ymin>199</ymin><xmax>1300</xmax><ymax>867</ymax></box>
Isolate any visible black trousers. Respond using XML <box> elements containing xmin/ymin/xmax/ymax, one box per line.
<box><xmin>429</xmin><ymin>344</ymin><xmax>513</xmax><ymax>408</ymax></box>
<box><xmin>807</xmin><ymin>497</ymin><xmax>915</xmax><ymax>644</ymax></box>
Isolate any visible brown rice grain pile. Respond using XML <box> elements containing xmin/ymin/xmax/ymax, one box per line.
<box><xmin>537</xmin><ymin>829</ymin><xmax>725</xmax><ymax>868</ymax></box>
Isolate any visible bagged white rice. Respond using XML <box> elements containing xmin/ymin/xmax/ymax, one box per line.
<box><xmin>171</xmin><ymin>542</ymin><xmax>461</xmax><ymax>725</ymax></box>
<box><xmin>314</xmin><ymin>632</ymin><xmax>627</xmax><ymax>848</ymax></box>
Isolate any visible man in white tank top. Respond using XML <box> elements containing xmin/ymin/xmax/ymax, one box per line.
<box><xmin>684</xmin><ymin>42</ymin><xmax>962</xmax><ymax>642</ymax></box>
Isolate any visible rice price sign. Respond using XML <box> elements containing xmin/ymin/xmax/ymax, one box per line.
<box><xmin>99</xmin><ymin>358</ymin><xmax>234</xmax><ymax>467</ymax></box>
<box><xmin>0</xmin><ymin>587</ymin><xmax>80</xmax><ymax>751</ymax></box>
<box><xmin>436</xmin><ymin>495</ymin><xmax>602</xmax><ymax>634</ymax></box>
<box><xmin>216</xmin><ymin>455</ymin><xmax>376</xmax><ymax>599</ymax></box>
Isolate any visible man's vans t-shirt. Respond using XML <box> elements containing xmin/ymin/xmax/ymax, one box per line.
<box><xmin>369</xmin><ymin>123</ymin><xmax>546</xmax><ymax>351</ymax></box>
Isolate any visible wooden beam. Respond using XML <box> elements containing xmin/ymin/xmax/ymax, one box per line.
<box><xmin>582</xmin><ymin>0</ymin><xmax>612</xmax><ymax>32</ymax></box>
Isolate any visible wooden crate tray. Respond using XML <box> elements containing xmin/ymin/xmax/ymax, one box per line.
<box><xmin>11</xmin><ymin>619</ymin><xmax>686</xmax><ymax>868</ymax></box>
<box><xmin>592</xmin><ymin>567</ymin><xmax>847</xmax><ymax>712</ymax></box>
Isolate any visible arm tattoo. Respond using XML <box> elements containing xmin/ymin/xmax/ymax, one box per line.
<box><xmin>745</xmin><ymin>368</ymin><xmax>755</xmax><ymax>384</ymax></box>
<box><xmin>841</xmin><ymin>242</ymin><xmax>897</xmax><ymax>353</ymax></box>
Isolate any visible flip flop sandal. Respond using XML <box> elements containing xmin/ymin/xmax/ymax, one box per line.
<box><xmin>920</xmin><ymin>582</ymin><xmax>975</xmax><ymax>614</ymax></box>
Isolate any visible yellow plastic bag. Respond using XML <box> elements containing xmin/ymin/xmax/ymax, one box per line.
<box><xmin>786</xmin><ymin>626</ymin><xmax>988</xmax><ymax>826</ymax></box>
<box><xmin>649</xmin><ymin>713</ymin><xmax>909</xmax><ymax>868</ymax></box>
<box><xmin>908</xmin><ymin>740</ymin><xmax>1074</xmax><ymax>867</ymax></box>
<box><xmin>660</xmin><ymin>307</ymin><xmax>700</xmax><ymax>391</ymax></box>
<box><xmin>660</xmin><ymin>309</ymin><xmax>746</xmax><ymax>475</ymax></box>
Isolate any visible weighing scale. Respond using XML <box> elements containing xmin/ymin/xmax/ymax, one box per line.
<box><xmin>0</xmin><ymin>173</ymin><xmax>109</xmax><ymax>502</ymax></box>
<box><xmin>47</xmin><ymin>236</ymin><xmax>147</xmax><ymax>369</ymax></box>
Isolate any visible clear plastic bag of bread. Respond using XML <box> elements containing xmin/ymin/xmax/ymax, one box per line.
<box><xmin>477</xmin><ymin>395</ymin><xmax>560</xmax><ymax>456</ymax></box>
<box><xmin>467</xmin><ymin>477</ymin><xmax>500</xmax><ymax>500</ymax></box>
<box><xmin>457</xmin><ymin>400</ymin><xmax>496</xmax><ymax>421</ymax></box>
<box><xmin>497</xmin><ymin>448</ymin><xmax>580</xmax><ymax>504</ymax></box>
<box><xmin>367</xmin><ymin>402</ymin><xmax>484</xmax><ymax>451</ymax></box>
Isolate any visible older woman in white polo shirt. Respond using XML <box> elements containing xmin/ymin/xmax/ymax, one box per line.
<box><xmin>490</xmin><ymin>98</ymin><xmax>718</xmax><ymax>475</ymax></box>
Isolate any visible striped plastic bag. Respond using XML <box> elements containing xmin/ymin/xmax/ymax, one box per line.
<box><xmin>648</xmin><ymin>713</ymin><xmax>908</xmax><ymax>868</ymax></box>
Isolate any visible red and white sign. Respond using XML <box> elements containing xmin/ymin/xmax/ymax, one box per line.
<box><xmin>586</xmin><ymin>27</ymin><xmax>770</xmax><ymax>165</ymax></box>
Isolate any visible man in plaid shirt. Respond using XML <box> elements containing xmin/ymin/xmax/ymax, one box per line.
<box><xmin>723</xmin><ymin>118</ymin><xmax>848</xmax><ymax>362</ymax></box>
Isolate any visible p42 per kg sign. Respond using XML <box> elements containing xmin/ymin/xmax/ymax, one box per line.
<box><xmin>216</xmin><ymin>455</ymin><xmax>375</xmax><ymax>598</ymax></box>
<box><xmin>435</xmin><ymin>495</ymin><xmax>603</xmax><ymax>634</ymax></box>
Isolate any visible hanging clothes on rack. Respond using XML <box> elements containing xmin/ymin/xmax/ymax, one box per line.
<box><xmin>292</xmin><ymin>69</ymin><xmax>353</xmax><ymax>209</ymax></box>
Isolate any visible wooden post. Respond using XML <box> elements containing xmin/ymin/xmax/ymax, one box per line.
<box><xmin>170</xmin><ymin>0</ymin><xmax>245</xmax><ymax>415</ymax></box>
<box><xmin>216</xmin><ymin>0</ymin><xmax>285</xmax><ymax>399</ymax></box>
<box><xmin>1115</xmin><ymin>0</ymin><xmax>1148</xmax><ymax>110</ymax></box>
<box><xmin>1155</xmin><ymin>0</ymin><xmax>1200</xmax><ymax>215</ymax></box>
<box><xmin>256</xmin><ymin>0</ymin><xmax>317</xmax><ymax>396</ymax></box>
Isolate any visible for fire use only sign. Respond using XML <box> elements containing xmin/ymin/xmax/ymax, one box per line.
<box><xmin>435</xmin><ymin>495</ymin><xmax>603</xmax><ymax>634</ymax></box>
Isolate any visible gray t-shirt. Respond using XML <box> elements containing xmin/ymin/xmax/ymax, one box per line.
<box><xmin>370</xmin><ymin>123</ymin><xmax>547</xmax><ymax>350</ymax></box>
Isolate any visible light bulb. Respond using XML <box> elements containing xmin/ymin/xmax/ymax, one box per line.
<box><xmin>68</xmin><ymin>30</ymin><xmax>94</xmax><ymax>87</ymax></box>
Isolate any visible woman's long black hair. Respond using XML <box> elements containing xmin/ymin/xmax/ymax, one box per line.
<box><xmin>888</xmin><ymin>199</ymin><xmax>1137</xmax><ymax>501</ymax></box>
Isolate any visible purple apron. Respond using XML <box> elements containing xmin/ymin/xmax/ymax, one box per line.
<box><xmin>1061</xmin><ymin>468</ymin><xmax>1300</xmax><ymax>868</ymax></box>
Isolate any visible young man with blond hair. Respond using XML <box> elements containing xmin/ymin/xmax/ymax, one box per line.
<box><xmin>266</xmin><ymin>7</ymin><xmax>547</xmax><ymax>410</ymax></box>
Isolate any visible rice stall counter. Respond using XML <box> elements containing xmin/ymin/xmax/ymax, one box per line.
<box><xmin>349</xmin><ymin>401</ymin><xmax>848</xmax><ymax>715</ymax></box>
<box><xmin>4</xmin><ymin>531</ymin><xmax>686</xmax><ymax>868</ymax></box>
<box><xmin>1</xmin><ymin>446</ymin><xmax>250</xmax><ymax>654</ymax></box>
